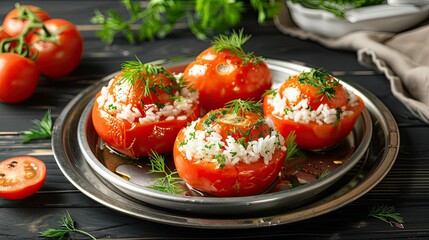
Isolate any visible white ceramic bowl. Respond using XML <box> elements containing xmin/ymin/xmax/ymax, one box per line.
<box><xmin>286</xmin><ymin>1</ymin><xmax>429</xmax><ymax>38</ymax></box>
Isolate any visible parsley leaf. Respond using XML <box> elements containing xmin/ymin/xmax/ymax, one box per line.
<box><xmin>21</xmin><ymin>110</ymin><xmax>52</xmax><ymax>143</ymax></box>
<box><xmin>91</xmin><ymin>0</ymin><xmax>282</xmax><ymax>45</ymax></box>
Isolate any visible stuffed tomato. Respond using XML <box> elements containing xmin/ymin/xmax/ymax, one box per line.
<box><xmin>183</xmin><ymin>30</ymin><xmax>272</xmax><ymax>112</ymax></box>
<box><xmin>263</xmin><ymin>69</ymin><xmax>364</xmax><ymax>151</ymax></box>
<box><xmin>173</xmin><ymin>100</ymin><xmax>287</xmax><ymax>197</ymax></box>
<box><xmin>92</xmin><ymin>61</ymin><xmax>200</xmax><ymax>158</ymax></box>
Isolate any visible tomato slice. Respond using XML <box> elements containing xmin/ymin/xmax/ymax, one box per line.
<box><xmin>0</xmin><ymin>156</ymin><xmax>47</xmax><ymax>200</ymax></box>
<box><xmin>173</xmin><ymin>106</ymin><xmax>286</xmax><ymax>197</ymax></box>
<box><xmin>183</xmin><ymin>47</ymin><xmax>272</xmax><ymax>112</ymax></box>
<box><xmin>92</xmin><ymin>65</ymin><xmax>200</xmax><ymax>158</ymax></box>
<box><xmin>263</xmin><ymin>69</ymin><xmax>365</xmax><ymax>150</ymax></box>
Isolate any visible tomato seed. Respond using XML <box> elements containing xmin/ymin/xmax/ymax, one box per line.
<box><xmin>24</xmin><ymin>162</ymin><xmax>37</xmax><ymax>179</ymax></box>
<box><xmin>8</xmin><ymin>161</ymin><xmax>18</xmax><ymax>168</ymax></box>
<box><xmin>0</xmin><ymin>177</ymin><xmax>19</xmax><ymax>186</ymax></box>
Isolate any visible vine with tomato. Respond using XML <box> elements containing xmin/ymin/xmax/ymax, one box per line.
<box><xmin>0</xmin><ymin>4</ymin><xmax>83</xmax><ymax>103</ymax></box>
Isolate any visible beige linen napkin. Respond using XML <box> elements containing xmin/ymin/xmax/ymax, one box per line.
<box><xmin>274</xmin><ymin>5</ymin><xmax>429</xmax><ymax>123</ymax></box>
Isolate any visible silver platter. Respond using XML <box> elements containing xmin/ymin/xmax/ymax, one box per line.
<box><xmin>52</xmin><ymin>58</ymin><xmax>399</xmax><ymax>228</ymax></box>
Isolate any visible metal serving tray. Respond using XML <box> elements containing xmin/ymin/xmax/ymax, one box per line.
<box><xmin>52</xmin><ymin>58</ymin><xmax>398</xmax><ymax>228</ymax></box>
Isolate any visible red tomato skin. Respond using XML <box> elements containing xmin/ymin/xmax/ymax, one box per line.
<box><xmin>277</xmin><ymin>74</ymin><xmax>349</xmax><ymax>111</ymax></box>
<box><xmin>173</xmin><ymin>130</ymin><xmax>285</xmax><ymax>197</ymax></box>
<box><xmin>91</xmin><ymin>71</ymin><xmax>200</xmax><ymax>158</ymax></box>
<box><xmin>0</xmin><ymin>156</ymin><xmax>47</xmax><ymax>200</ymax></box>
<box><xmin>263</xmin><ymin>95</ymin><xmax>365</xmax><ymax>150</ymax></box>
<box><xmin>183</xmin><ymin>47</ymin><xmax>272</xmax><ymax>112</ymax></box>
<box><xmin>2</xmin><ymin>5</ymin><xmax>50</xmax><ymax>38</ymax></box>
<box><xmin>0</xmin><ymin>53</ymin><xmax>40</xmax><ymax>103</ymax></box>
<box><xmin>30</xmin><ymin>19</ymin><xmax>83</xmax><ymax>78</ymax></box>
<box><xmin>92</xmin><ymin>102</ymin><xmax>200</xmax><ymax>158</ymax></box>
<box><xmin>173</xmin><ymin>109</ymin><xmax>286</xmax><ymax>197</ymax></box>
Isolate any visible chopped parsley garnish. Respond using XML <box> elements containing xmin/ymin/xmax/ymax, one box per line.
<box><xmin>284</xmin><ymin>108</ymin><xmax>293</xmax><ymax>115</ymax></box>
<box><xmin>214</xmin><ymin>154</ymin><xmax>226</xmax><ymax>169</ymax></box>
<box><xmin>335</xmin><ymin>107</ymin><xmax>343</xmax><ymax>125</ymax></box>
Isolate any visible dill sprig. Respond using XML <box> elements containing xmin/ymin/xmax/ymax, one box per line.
<box><xmin>211</xmin><ymin>29</ymin><xmax>264</xmax><ymax>65</ymax></box>
<box><xmin>21</xmin><ymin>110</ymin><xmax>52</xmax><ymax>143</ymax></box>
<box><xmin>285</xmin><ymin>131</ymin><xmax>301</xmax><ymax>160</ymax></box>
<box><xmin>147</xmin><ymin>150</ymin><xmax>183</xmax><ymax>194</ymax></box>
<box><xmin>298</xmin><ymin>69</ymin><xmax>341</xmax><ymax>100</ymax></box>
<box><xmin>262</xmin><ymin>88</ymin><xmax>278</xmax><ymax>98</ymax></box>
<box><xmin>369</xmin><ymin>204</ymin><xmax>405</xmax><ymax>229</ymax></box>
<box><xmin>39</xmin><ymin>212</ymin><xmax>96</xmax><ymax>240</ymax></box>
<box><xmin>121</xmin><ymin>58</ymin><xmax>170</xmax><ymax>84</ymax></box>
<box><xmin>318</xmin><ymin>169</ymin><xmax>331</xmax><ymax>179</ymax></box>
<box><xmin>224</xmin><ymin>99</ymin><xmax>262</xmax><ymax>116</ymax></box>
<box><xmin>120</xmin><ymin>58</ymin><xmax>178</xmax><ymax>98</ymax></box>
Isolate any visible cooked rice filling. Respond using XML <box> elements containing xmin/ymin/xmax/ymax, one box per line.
<box><xmin>179</xmin><ymin>119</ymin><xmax>286</xmax><ymax>167</ymax></box>
<box><xmin>96</xmin><ymin>75</ymin><xmax>198</xmax><ymax>124</ymax></box>
<box><xmin>267</xmin><ymin>86</ymin><xmax>359</xmax><ymax>125</ymax></box>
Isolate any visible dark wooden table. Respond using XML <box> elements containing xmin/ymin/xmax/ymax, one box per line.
<box><xmin>1</xmin><ymin>1</ymin><xmax>429</xmax><ymax>239</ymax></box>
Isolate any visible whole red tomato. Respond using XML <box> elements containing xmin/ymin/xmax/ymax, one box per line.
<box><xmin>0</xmin><ymin>156</ymin><xmax>47</xmax><ymax>200</ymax></box>
<box><xmin>183</xmin><ymin>31</ymin><xmax>272</xmax><ymax>112</ymax></box>
<box><xmin>263</xmin><ymin>69</ymin><xmax>365</xmax><ymax>150</ymax></box>
<box><xmin>30</xmin><ymin>19</ymin><xmax>83</xmax><ymax>78</ymax></box>
<box><xmin>0</xmin><ymin>53</ymin><xmax>39</xmax><ymax>103</ymax></box>
<box><xmin>173</xmin><ymin>101</ymin><xmax>286</xmax><ymax>197</ymax></box>
<box><xmin>92</xmin><ymin>63</ymin><xmax>200</xmax><ymax>158</ymax></box>
<box><xmin>2</xmin><ymin>5</ymin><xmax>50</xmax><ymax>38</ymax></box>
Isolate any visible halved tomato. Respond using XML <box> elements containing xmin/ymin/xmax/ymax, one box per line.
<box><xmin>173</xmin><ymin>100</ymin><xmax>286</xmax><ymax>197</ymax></box>
<box><xmin>0</xmin><ymin>156</ymin><xmax>47</xmax><ymax>200</ymax></box>
<box><xmin>263</xmin><ymin>69</ymin><xmax>364</xmax><ymax>150</ymax></box>
<box><xmin>92</xmin><ymin>62</ymin><xmax>200</xmax><ymax>158</ymax></box>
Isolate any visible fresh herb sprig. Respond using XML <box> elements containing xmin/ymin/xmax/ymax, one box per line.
<box><xmin>121</xmin><ymin>59</ymin><xmax>170</xmax><ymax>84</ymax></box>
<box><xmin>212</xmin><ymin>29</ymin><xmax>263</xmax><ymax>65</ymax></box>
<box><xmin>40</xmin><ymin>212</ymin><xmax>97</xmax><ymax>240</ymax></box>
<box><xmin>369</xmin><ymin>204</ymin><xmax>405</xmax><ymax>229</ymax></box>
<box><xmin>147</xmin><ymin>150</ymin><xmax>183</xmax><ymax>194</ymax></box>
<box><xmin>285</xmin><ymin>131</ymin><xmax>301</xmax><ymax>160</ymax></box>
<box><xmin>91</xmin><ymin>0</ymin><xmax>282</xmax><ymax>45</ymax></box>
<box><xmin>298</xmin><ymin>69</ymin><xmax>340</xmax><ymax>100</ymax></box>
<box><xmin>288</xmin><ymin>0</ymin><xmax>385</xmax><ymax>18</ymax></box>
<box><xmin>21</xmin><ymin>110</ymin><xmax>52</xmax><ymax>143</ymax></box>
<box><xmin>224</xmin><ymin>99</ymin><xmax>263</xmax><ymax>116</ymax></box>
<box><xmin>120</xmin><ymin>58</ymin><xmax>178</xmax><ymax>98</ymax></box>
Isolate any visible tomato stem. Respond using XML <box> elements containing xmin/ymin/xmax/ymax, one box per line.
<box><xmin>0</xmin><ymin>4</ymin><xmax>53</xmax><ymax>60</ymax></box>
